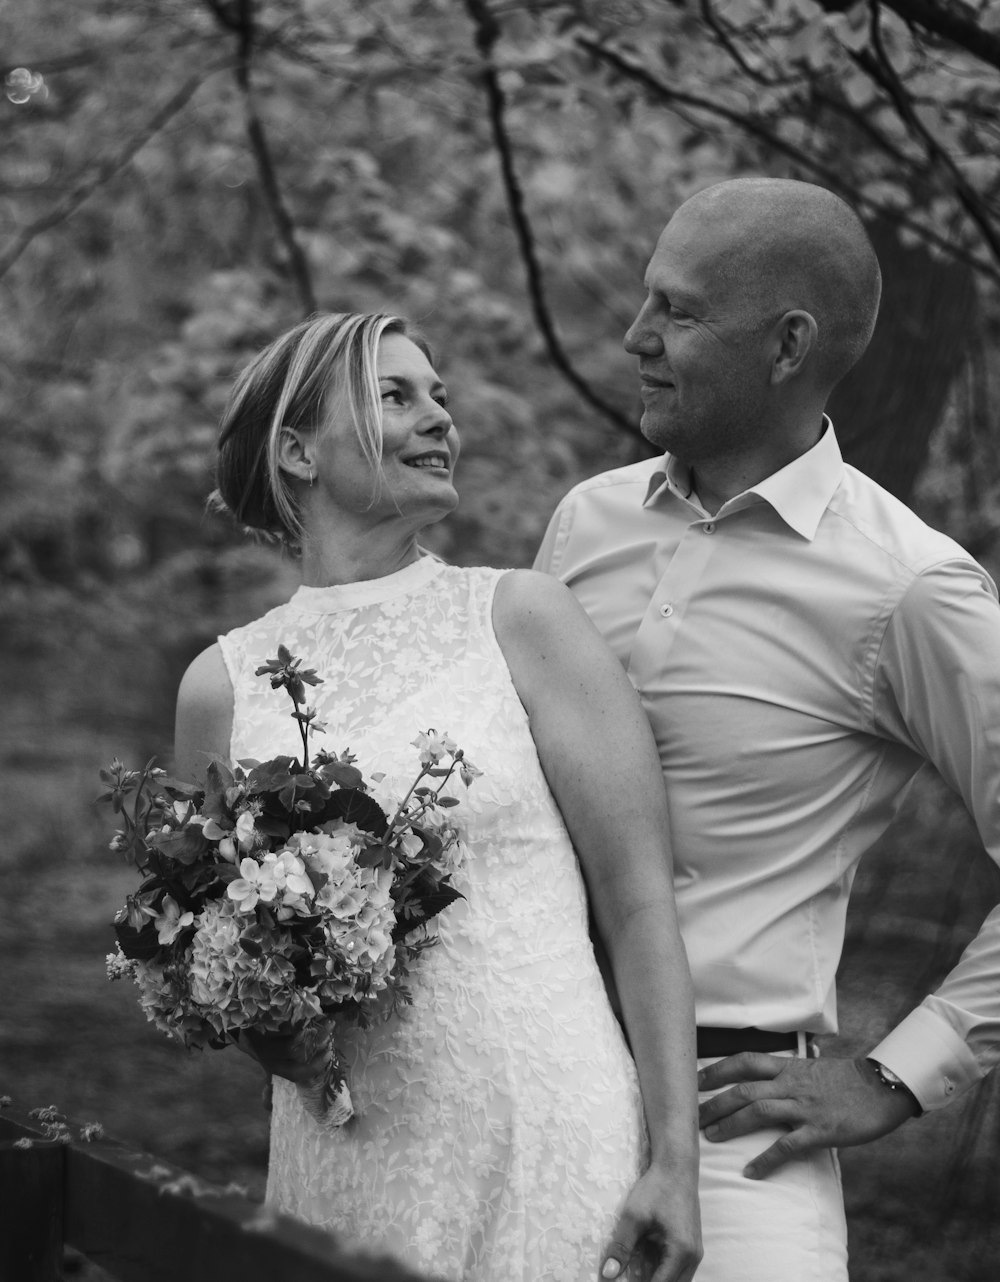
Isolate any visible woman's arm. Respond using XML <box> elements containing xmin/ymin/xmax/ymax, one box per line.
<box><xmin>173</xmin><ymin>643</ymin><xmax>235</xmax><ymax>781</ymax></box>
<box><xmin>493</xmin><ymin>570</ymin><xmax>701</xmax><ymax>1282</ymax></box>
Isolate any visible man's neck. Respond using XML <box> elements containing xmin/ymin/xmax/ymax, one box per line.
<box><xmin>688</xmin><ymin>414</ymin><xmax>828</xmax><ymax>516</ymax></box>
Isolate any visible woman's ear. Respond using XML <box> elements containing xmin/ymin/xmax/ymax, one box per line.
<box><xmin>277</xmin><ymin>427</ymin><xmax>315</xmax><ymax>483</ymax></box>
<box><xmin>770</xmin><ymin>310</ymin><xmax>817</xmax><ymax>385</ymax></box>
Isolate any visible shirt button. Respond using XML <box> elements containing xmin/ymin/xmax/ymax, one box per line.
<box><xmin>660</xmin><ymin>603</ymin><xmax>674</xmax><ymax>618</ymax></box>
<box><xmin>703</xmin><ymin>522</ymin><xmax>716</xmax><ymax>534</ymax></box>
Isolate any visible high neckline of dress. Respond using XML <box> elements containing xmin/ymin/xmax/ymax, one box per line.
<box><xmin>289</xmin><ymin>555</ymin><xmax>447</xmax><ymax>614</ymax></box>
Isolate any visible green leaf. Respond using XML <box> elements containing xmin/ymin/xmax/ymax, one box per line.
<box><xmin>114</xmin><ymin>917</ymin><xmax>163</xmax><ymax>962</ymax></box>
<box><xmin>410</xmin><ymin>825</ymin><xmax>443</xmax><ymax>861</ymax></box>
<box><xmin>245</xmin><ymin>758</ymin><xmax>299</xmax><ymax>794</ymax></box>
<box><xmin>355</xmin><ymin>844</ymin><xmax>386</xmax><ymax>869</ymax></box>
<box><xmin>318</xmin><ymin>788</ymin><xmax>389</xmax><ymax>837</ymax></box>
<box><xmin>147</xmin><ymin>827</ymin><xmax>209</xmax><ymax>866</ymax></box>
<box><xmin>201</xmin><ymin>759</ymin><xmax>234</xmax><ymax>820</ymax></box>
<box><xmin>392</xmin><ymin>882</ymin><xmax>463</xmax><ymax>942</ymax></box>
<box><xmin>323</xmin><ymin>761</ymin><xmax>365</xmax><ymax>789</ymax></box>
<box><xmin>256</xmin><ymin>815</ymin><xmax>292</xmax><ymax>840</ymax></box>
<box><xmin>303</xmin><ymin>863</ymin><xmax>328</xmax><ymax>893</ymax></box>
<box><xmin>159</xmin><ymin>776</ymin><xmax>203</xmax><ymax>801</ymax></box>
<box><xmin>239</xmin><ymin>931</ymin><xmax>263</xmax><ymax>958</ymax></box>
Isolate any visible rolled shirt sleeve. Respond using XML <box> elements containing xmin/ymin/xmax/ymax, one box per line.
<box><xmin>867</xmin><ymin>560</ymin><xmax>1000</xmax><ymax>1106</ymax></box>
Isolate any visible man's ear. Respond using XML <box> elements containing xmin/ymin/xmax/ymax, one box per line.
<box><xmin>770</xmin><ymin>310</ymin><xmax>817</xmax><ymax>385</ymax></box>
<box><xmin>277</xmin><ymin>427</ymin><xmax>315</xmax><ymax>482</ymax></box>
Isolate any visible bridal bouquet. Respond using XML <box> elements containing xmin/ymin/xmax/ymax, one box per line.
<box><xmin>101</xmin><ymin>645</ymin><xmax>480</xmax><ymax>1129</ymax></box>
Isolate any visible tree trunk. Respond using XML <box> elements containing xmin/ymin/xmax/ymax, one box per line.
<box><xmin>828</xmin><ymin>219</ymin><xmax>978</xmax><ymax>501</ymax></box>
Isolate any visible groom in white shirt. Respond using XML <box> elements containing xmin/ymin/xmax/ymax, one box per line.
<box><xmin>535</xmin><ymin>176</ymin><xmax>1000</xmax><ymax>1280</ymax></box>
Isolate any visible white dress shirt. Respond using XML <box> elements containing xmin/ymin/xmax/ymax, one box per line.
<box><xmin>535</xmin><ymin>423</ymin><xmax>1000</xmax><ymax>1111</ymax></box>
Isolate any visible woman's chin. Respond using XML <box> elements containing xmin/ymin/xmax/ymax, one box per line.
<box><xmin>404</xmin><ymin>480</ymin><xmax>460</xmax><ymax>520</ymax></box>
<box><xmin>381</xmin><ymin>486</ymin><xmax>459</xmax><ymax>531</ymax></box>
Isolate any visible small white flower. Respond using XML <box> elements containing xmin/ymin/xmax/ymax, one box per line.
<box><xmin>235</xmin><ymin>811</ymin><xmax>257</xmax><ymax>852</ymax></box>
<box><xmin>267</xmin><ymin>850</ymin><xmax>314</xmax><ymax>902</ymax></box>
<box><xmin>227</xmin><ymin>857</ymin><xmax>277</xmax><ymax>912</ymax></box>
<box><xmin>153</xmin><ymin>895</ymin><xmax>194</xmax><ymax>945</ymax></box>
<box><xmin>411</xmin><ymin>729</ymin><xmax>457</xmax><ymax>766</ymax></box>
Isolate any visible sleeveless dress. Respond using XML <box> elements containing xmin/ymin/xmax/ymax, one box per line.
<box><xmin>217</xmin><ymin>558</ymin><xmax>646</xmax><ymax>1282</ymax></box>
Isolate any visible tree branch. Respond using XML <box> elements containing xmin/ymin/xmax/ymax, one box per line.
<box><xmin>217</xmin><ymin>0</ymin><xmax>317</xmax><ymax>317</ymax></box>
<box><xmin>0</xmin><ymin>61</ymin><xmax>229</xmax><ymax>283</ymax></box>
<box><xmin>698</xmin><ymin>0</ymin><xmax>802</xmax><ymax>89</ymax></box>
<box><xmin>873</xmin><ymin>0</ymin><xmax>1000</xmax><ymax>73</ymax></box>
<box><xmin>861</xmin><ymin>1</ymin><xmax>1000</xmax><ymax>269</ymax></box>
<box><xmin>701</xmin><ymin>0</ymin><xmax>925</xmax><ymax>175</ymax></box>
<box><xmin>462</xmin><ymin>0</ymin><xmax>644</xmax><ymax>444</ymax></box>
<box><xmin>576</xmin><ymin>32</ymin><xmax>1000</xmax><ymax>286</ymax></box>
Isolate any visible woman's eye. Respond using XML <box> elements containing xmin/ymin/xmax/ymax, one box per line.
<box><xmin>381</xmin><ymin>388</ymin><xmax>404</xmax><ymax>404</ymax></box>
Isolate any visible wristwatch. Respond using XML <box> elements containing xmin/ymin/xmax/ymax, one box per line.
<box><xmin>867</xmin><ymin>1059</ymin><xmax>922</xmax><ymax>1113</ymax></box>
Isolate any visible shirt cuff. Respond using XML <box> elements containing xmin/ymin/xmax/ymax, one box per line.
<box><xmin>869</xmin><ymin>1003</ymin><xmax>984</xmax><ymax>1112</ymax></box>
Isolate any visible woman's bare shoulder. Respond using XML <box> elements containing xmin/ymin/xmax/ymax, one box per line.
<box><xmin>493</xmin><ymin>568</ymin><xmax>586</xmax><ymax>631</ymax></box>
<box><xmin>176</xmin><ymin>642</ymin><xmax>233</xmax><ymax>710</ymax></box>
<box><xmin>174</xmin><ymin>643</ymin><xmax>235</xmax><ymax>778</ymax></box>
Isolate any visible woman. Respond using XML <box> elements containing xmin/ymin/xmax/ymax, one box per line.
<box><xmin>174</xmin><ymin>312</ymin><xmax>701</xmax><ymax>1282</ymax></box>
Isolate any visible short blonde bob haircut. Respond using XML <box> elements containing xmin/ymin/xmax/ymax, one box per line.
<box><xmin>213</xmin><ymin>311</ymin><xmax>429</xmax><ymax>548</ymax></box>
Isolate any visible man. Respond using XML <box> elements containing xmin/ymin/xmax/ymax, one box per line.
<box><xmin>535</xmin><ymin>177</ymin><xmax>1000</xmax><ymax>1280</ymax></box>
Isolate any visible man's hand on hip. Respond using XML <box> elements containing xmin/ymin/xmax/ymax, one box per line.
<box><xmin>697</xmin><ymin>1053</ymin><xmax>921</xmax><ymax>1179</ymax></box>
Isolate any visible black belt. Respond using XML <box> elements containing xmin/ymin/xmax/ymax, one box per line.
<box><xmin>697</xmin><ymin>1026</ymin><xmax>807</xmax><ymax>1058</ymax></box>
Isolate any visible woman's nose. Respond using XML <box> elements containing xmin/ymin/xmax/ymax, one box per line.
<box><xmin>418</xmin><ymin>401</ymin><xmax>452</xmax><ymax>435</ymax></box>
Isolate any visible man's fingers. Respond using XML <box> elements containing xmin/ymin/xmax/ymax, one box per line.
<box><xmin>698</xmin><ymin>1074</ymin><xmax>790</xmax><ymax>1127</ymax></box>
<box><xmin>703</xmin><ymin>1094</ymin><xmax>801</xmax><ymax>1141</ymax></box>
<box><xmin>741</xmin><ymin>1128</ymin><xmax>815</xmax><ymax>1180</ymax></box>
<box><xmin>696</xmin><ymin>1050</ymin><xmax>786</xmax><ymax>1091</ymax></box>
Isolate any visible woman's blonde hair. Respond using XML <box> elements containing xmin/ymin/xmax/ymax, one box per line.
<box><xmin>213</xmin><ymin>311</ymin><xmax>428</xmax><ymax>548</ymax></box>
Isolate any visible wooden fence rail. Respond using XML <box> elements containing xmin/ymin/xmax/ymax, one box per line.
<box><xmin>0</xmin><ymin>1102</ymin><xmax>433</xmax><ymax>1282</ymax></box>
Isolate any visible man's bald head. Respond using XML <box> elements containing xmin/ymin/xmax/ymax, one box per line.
<box><xmin>670</xmin><ymin>178</ymin><xmax>882</xmax><ymax>389</ymax></box>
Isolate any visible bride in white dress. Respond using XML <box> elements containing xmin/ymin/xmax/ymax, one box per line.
<box><xmin>174</xmin><ymin>313</ymin><xmax>701</xmax><ymax>1282</ymax></box>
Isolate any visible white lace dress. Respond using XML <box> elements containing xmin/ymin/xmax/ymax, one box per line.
<box><xmin>217</xmin><ymin>558</ymin><xmax>646</xmax><ymax>1282</ymax></box>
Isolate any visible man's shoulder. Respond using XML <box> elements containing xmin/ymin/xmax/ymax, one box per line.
<box><xmin>556</xmin><ymin>458</ymin><xmax>662</xmax><ymax>508</ymax></box>
<box><xmin>831</xmin><ymin>464</ymin><xmax>976</xmax><ymax>574</ymax></box>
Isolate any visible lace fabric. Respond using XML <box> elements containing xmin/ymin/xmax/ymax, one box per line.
<box><xmin>218</xmin><ymin>560</ymin><xmax>647</xmax><ymax>1282</ymax></box>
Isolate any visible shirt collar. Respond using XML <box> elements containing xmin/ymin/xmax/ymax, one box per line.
<box><xmin>642</xmin><ymin>418</ymin><xmax>845</xmax><ymax>541</ymax></box>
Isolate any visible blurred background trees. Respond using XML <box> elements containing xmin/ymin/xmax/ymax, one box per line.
<box><xmin>2</xmin><ymin>3</ymin><xmax>999</xmax><ymax>1279</ymax></box>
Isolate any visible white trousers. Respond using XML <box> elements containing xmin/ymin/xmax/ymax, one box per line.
<box><xmin>695</xmin><ymin>1054</ymin><xmax>849</xmax><ymax>1282</ymax></box>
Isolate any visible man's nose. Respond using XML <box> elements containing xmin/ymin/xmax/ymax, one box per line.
<box><xmin>624</xmin><ymin>309</ymin><xmax>662</xmax><ymax>356</ymax></box>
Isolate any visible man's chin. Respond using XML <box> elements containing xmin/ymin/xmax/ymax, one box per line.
<box><xmin>639</xmin><ymin>412</ymin><xmax>673</xmax><ymax>453</ymax></box>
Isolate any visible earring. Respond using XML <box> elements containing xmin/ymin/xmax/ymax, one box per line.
<box><xmin>307</xmin><ymin>471</ymin><xmax>315</xmax><ymax>487</ymax></box>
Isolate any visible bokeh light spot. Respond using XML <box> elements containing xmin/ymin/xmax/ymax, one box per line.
<box><xmin>6</xmin><ymin>68</ymin><xmax>49</xmax><ymax>106</ymax></box>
